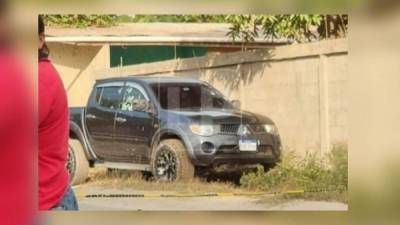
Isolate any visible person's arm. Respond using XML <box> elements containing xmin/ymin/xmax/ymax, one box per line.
<box><xmin>38</xmin><ymin>61</ymin><xmax>56</xmax><ymax>126</ymax></box>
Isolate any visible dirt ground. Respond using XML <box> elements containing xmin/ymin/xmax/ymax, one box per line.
<box><xmin>73</xmin><ymin>184</ymin><xmax>348</xmax><ymax>211</ymax></box>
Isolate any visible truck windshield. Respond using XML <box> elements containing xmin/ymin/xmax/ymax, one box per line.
<box><xmin>151</xmin><ymin>82</ymin><xmax>234</xmax><ymax>110</ymax></box>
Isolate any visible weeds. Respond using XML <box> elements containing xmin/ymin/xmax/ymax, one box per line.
<box><xmin>85</xmin><ymin>167</ymin><xmax>239</xmax><ymax>194</ymax></box>
<box><xmin>82</xmin><ymin>144</ymin><xmax>348</xmax><ymax>202</ymax></box>
<box><xmin>240</xmin><ymin>143</ymin><xmax>348</xmax><ymax>202</ymax></box>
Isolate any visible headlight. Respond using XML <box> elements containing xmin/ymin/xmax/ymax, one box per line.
<box><xmin>189</xmin><ymin>124</ymin><xmax>215</xmax><ymax>136</ymax></box>
<box><xmin>264</xmin><ymin>124</ymin><xmax>278</xmax><ymax>135</ymax></box>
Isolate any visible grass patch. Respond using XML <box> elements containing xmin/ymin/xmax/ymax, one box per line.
<box><xmin>240</xmin><ymin>143</ymin><xmax>348</xmax><ymax>203</ymax></box>
<box><xmin>80</xmin><ymin>144</ymin><xmax>347</xmax><ymax>203</ymax></box>
<box><xmin>85</xmin><ymin>167</ymin><xmax>239</xmax><ymax>194</ymax></box>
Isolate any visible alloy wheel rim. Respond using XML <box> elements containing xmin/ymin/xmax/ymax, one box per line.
<box><xmin>155</xmin><ymin>148</ymin><xmax>177</xmax><ymax>181</ymax></box>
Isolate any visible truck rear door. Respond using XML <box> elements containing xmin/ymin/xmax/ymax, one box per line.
<box><xmin>85</xmin><ymin>82</ymin><xmax>124</xmax><ymax>160</ymax></box>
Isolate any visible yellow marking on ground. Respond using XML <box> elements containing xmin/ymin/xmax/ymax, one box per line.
<box><xmin>217</xmin><ymin>192</ymin><xmax>234</xmax><ymax>197</ymax></box>
<box><xmin>284</xmin><ymin>190</ymin><xmax>305</xmax><ymax>194</ymax></box>
<box><xmin>75</xmin><ymin>188</ymin><xmax>341</xmax><ymax>199</ymax></box>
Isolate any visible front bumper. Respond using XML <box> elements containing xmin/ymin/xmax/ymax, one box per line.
<box><xmin>186</xmin><ymin>132</ymin><xmax>282</xmax><ymax>167</ymax></box>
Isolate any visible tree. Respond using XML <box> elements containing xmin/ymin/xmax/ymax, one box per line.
<box><xmin>226</xmin><ymin>14</ymin><xmax>348</xmax><ymax>44</ymax></box>
<box><xmin>42</xmin><ymin>14</ymin><xmax>226</xmax><ymax>27</ymax></box>
<box><xmin>128</xmin><ymin>15</ymin><xmax>227</xmax><ymax>23</ymax></box>
<box><xmin>43</xmin><ymin>15</ymin><xmax>117</xmax><ymax>28</ymax></box>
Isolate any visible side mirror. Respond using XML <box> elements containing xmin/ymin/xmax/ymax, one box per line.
<box><xmin>231</xmin><ymin>99</ymin><xmax>241</xmax><ymax>109</ymax></box>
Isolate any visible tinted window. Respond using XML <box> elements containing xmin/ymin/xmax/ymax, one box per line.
<box><xmin>151</xmin><ymin>83</ymin><xmax>233</xmax><ymax>110</ymax></box>
<box><xmin>121</xmin><ymin>86</ymin><xmax>147</xmax><ymax>111</ymax></box>
<box><xmin>97</xmin><ymin>86</ymin><xmax>123</xmax><ymax>109</ymax></box>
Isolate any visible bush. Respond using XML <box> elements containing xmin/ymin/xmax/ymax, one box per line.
<box><xmin>240</xmin><ymin>143</ymin><xmax>348</xmax><ymax>194</ymax></box>
<box><xmin>43</xmin><ymin>15</ymin><xmax>117</xmax><ymax>28</ymax></box>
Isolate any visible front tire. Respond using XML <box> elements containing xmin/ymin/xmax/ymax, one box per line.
<box><xmin>151</xmin><ymin>139</ymin><xmax>194</xmax><ymax>181</ymax></box>
<box><xmin>67</xmin><ymin>139</ymin><xmax>89</xmax><ymax>185</ymax></box>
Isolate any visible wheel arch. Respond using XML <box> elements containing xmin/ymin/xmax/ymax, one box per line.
<box><xmin>150</xmin><ymin>128</ymin><xmax>196</xmax><ymax>162</ymax></box>
<box><xmin>69</xmin><ymin>121</ymin><xmax>95</xmax><ymax>162</ymax></box>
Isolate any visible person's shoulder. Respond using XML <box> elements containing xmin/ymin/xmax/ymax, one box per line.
<box><xmin>39</xmin><ymin>57</ymin><xmax>54</xmax><ymax>70</ymax></box>
<box><xmin>38</xmin><ymin>59</ymin><xmax>61</xmax><ymax>86</ymax></box>
<box><xmin>39</xmin><ymin>58</ymin><xmax>60</xmax><ymax>82</ymax></box>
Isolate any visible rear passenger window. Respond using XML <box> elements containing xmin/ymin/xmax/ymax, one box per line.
<box><xmin>97</xmin><ymin>86</ymin><xmax>123</xmax><ymax>109</ymax></box>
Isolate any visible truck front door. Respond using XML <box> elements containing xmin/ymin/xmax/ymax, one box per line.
<box><xmin>113</xmin><ymin>82</ymin><xmax>154</xmax><ymax>164</ymax></box>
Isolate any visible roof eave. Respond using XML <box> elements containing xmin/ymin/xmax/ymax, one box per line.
<box><xmin>45</xmin><ymin>35</ymin><xmax>290</xmax><ymax>47</ymax></box>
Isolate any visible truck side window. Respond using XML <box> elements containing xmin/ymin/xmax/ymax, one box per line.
<box><xmin>97</xmin><ymin>86</ymin><xmax>123</xmax><ymax>110</ymax></box>
<box><xmin>121</xmin><ymin>86</ymin><xmax>146</xmax><ymax>111</ymax></box>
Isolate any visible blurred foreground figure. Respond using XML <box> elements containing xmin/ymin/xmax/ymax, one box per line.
<box><xmin>0</xmin><ymin>1</ymin><xmax>34</xmax><ymax>224</ymax></box>
<box><xmin>38</xmin><ymin>15</ymin><xmax>78</xmax><ymax>210</ymax></box>
<box><xmin>0</xmin><ymin>50</ymin><xmax>34</xmax><ymax>225</ymax></box>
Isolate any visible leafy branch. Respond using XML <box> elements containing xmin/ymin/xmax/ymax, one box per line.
<box><xmin>43</xmin><ymin>15</ymin><xmax>118</xmax><ymax>28</ymax></box>
<box><xmin>227</xmin><ymin>14</ymin><xmax>347</xmax><ymax>44</ymax></box>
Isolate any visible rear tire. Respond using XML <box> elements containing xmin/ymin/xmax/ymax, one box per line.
<box><xmin>67</xmin><ymin>139</ymin><xmax>89</xmax><ymax>185</ymax></box>
<box><xmin>151</xmin><ymin>139</ymin><xmax>194</xmax><ymax>181</ymax></box>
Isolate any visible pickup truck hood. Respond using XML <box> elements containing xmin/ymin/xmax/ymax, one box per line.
<box><xmin>169</xmin><ymin>108</ymin><xmax>274</xmax><ymax>125</ymax></box>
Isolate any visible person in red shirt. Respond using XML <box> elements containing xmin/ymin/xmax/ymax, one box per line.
<box><xmin>38</xmin><ymin>15</ymin><xmax>78</xmax><ymax>210</ymax></box>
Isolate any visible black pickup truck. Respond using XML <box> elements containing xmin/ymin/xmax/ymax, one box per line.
<box><xmin>68</xmin><ymin>76</ymin><xmax>282</xmax><ymax>184</ymax></box>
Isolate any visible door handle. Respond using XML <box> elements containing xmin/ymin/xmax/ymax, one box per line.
<box><xmin>115</xmin><ymin>117</ymin><xmax>127</xmax><ymax>123</ymax></box>
<box><xmin>86</xmin><ymin>114</ymin><xmax>97</xmax><ymax>119</ymax></box>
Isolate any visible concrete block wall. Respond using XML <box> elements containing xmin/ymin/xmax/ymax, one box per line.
<box><xmin>48</xmin><ymin>43</ymin><xmax>110</xmax><ymax>107</ymax></box>
<box><xmin>239</xmin><ymin>58</ymin><xmax>322</xmax><ymax>154</ymax></box>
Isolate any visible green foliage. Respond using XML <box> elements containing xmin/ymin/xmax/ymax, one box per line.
<box><xmin>129</xmin><ymin>15</ymin><xmax>228</xmax><ymax>23</ymax></box>
<box><xmin>133</xmin><ymin>14</ymin><xmax>347</xmax><ymax>43</ymax></box>
<box><xmin>43</xmin><ymin>15</ymin><xmax>117</xmax><ymax>28</ymax></box>
<box><xmin>43</xmin><ymin>15</ymin><xmax>227</xmax><ymax>27</ymax></box>
<box><xmin>227</xmin><ymin>14</ymin><xmax>347</xmax><ymax>43</ymax></box>
<box><xmin>329</xmin><ymin>143</ymin><xmax>348</xmax><ymax>188</ymax></box>
<box><xmin>240</xmin><ymin>143</ymin><xmax>348</xmax><ymax>195</ymax></box>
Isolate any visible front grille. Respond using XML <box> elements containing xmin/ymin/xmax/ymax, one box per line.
<box><xmin>219</xmin><ymin>124</ymin><xmax>240</xmax><ymax>135</ymax></box>
<box><xmin>216</xmin><ymin>145</ymin><xmax>239</xmax><ymax>154</ymax></box>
